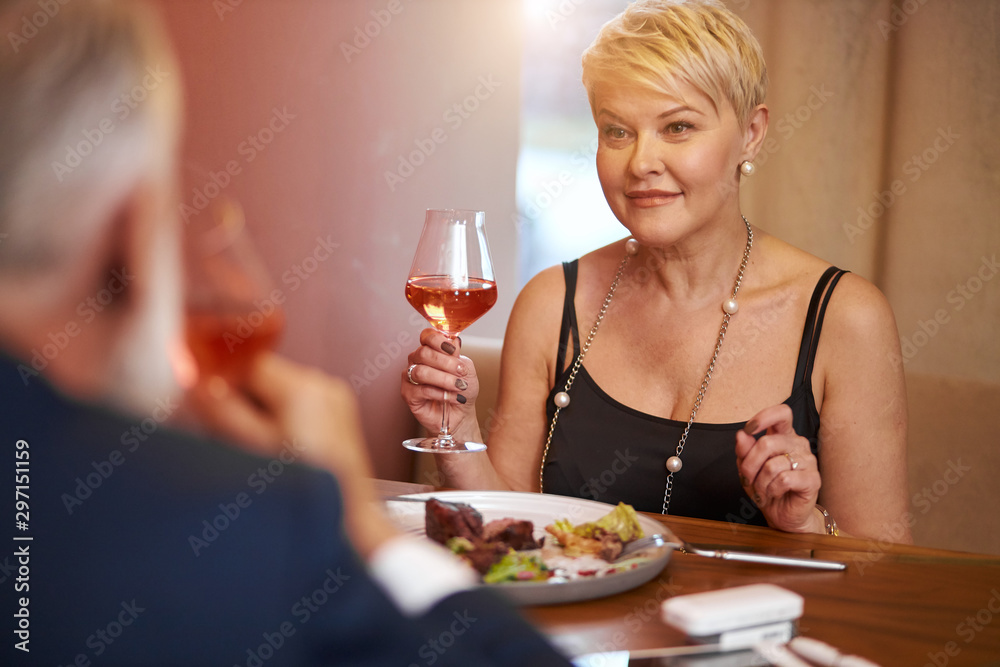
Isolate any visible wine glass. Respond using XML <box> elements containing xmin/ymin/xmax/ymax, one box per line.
<box><xmin>403</xmin><ymin>209</ymin><xmax>497</xmax><ymax>453</ymax></box>
<box><xmin>180</xmin><ymin>165</ymin><xmax>285</xmax><ymax>392</ymax></box>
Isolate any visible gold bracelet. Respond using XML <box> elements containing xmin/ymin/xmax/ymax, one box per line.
<box><xmin>815</xmin><ymin>504</ymin><xmax>839</xmax><ymax>536</ymax></box>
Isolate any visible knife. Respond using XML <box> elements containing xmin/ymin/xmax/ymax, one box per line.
<box><xmin>680</xmin><ymin>544</ymin><xmax>846</xmax><ymax>570</ymax></box>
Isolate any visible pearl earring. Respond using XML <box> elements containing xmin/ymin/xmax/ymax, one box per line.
<box><xmin>739</xmin><ymin>160</ymin><xmax>755</xmax><ymax>177</ymax></box>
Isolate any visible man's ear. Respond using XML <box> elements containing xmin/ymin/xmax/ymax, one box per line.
<box><xmin>0</xmin><ymin>178</ymin><xmax>164</xmax><ymax>400</ymax></box>
<box><xmin>741</xmin><ymin>104</ymin><xmax>769</xmax><ymax>163</ymax></box>
<box><xmin>101</xmin><ymin>178</ymin><xmax>159</xmax><ymax>315</ymax></box>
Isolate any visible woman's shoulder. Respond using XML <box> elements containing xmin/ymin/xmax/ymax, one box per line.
<box><xmin>515</xmin><ymin>262</ymin><xmax>570</xmax><ymax>311</ymax></box>
<box><xmin>508</xmin><ymin>260</ymin><xmax>575</xmax><ymax>351</ymax></box>
<box><xmin>516</xmin><ymin>239</ymin><xmax>628</xmax><ymax>306</ymax></box>
<box><xmin>758</xmin><ymin>234</ymin><xmax>897</xmax><ymax>344</ymax></box>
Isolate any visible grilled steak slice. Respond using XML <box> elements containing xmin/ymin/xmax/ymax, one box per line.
<box><xmin>424</xmin><ymin>498</ymin><xmax>483</xmax><ymax>545</ymax></box>
<box><xmin>483</xmin><ymin>518</ymin><xmax>540</xmax><ymax>550</ymax></box>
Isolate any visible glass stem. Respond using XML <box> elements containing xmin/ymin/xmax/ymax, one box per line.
<box><xmin>439</xmin><ymin>392</ymin><xmax>451</xmax><ymax>438</ymax></box>
<box><xmin>438</xmin><ymin>333</ymin><xmax>456</xmax><ymax>443</ymax></box>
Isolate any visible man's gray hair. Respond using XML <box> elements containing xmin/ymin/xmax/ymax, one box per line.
<box><xmin>0</xmin><ymin>0</ymin><xmax>176</xmax><ymax>271</ymax></box>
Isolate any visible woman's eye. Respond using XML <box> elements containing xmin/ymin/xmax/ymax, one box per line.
<box><xmin>665</xmin><ymin>122</ymin><xmax>692</xmax><ymax>134</ymax></box>
<box><xmin>604</xmin><ymin>126</ymin><xmax>627</xmax><ymax>140</ymax></box>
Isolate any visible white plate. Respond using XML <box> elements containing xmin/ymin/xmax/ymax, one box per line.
<box><xmin>385</xmin><ymin>490</ymin><xmax>678</xmax><ymax>605</ymax></box>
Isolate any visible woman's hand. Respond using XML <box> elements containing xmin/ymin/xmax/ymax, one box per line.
<box><xmin>400</xmin><ymin>328</ymin><xmax>483</xmax><ymax>443</ymax></box>
<box><xmin>735</xmin><ymin>404</ymin><xmax>825</xmax><ymax>534</ymax></box>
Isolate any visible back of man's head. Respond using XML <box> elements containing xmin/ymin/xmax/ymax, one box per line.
<box><xmin>0</xmin><ymin>0</ymin><xmax>184</xmax><ymax>413</ymax></box>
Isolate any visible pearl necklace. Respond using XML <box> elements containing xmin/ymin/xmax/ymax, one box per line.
<box><xmin>539</xmin><ymin>216</ymin><xmax>754</xmax><ymax>515</ymax></box>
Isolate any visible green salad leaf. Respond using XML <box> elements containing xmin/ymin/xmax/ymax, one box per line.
<box><xmin>568</xmin><ymin>502</ymin><xmax>645</xmax><ymax>542</ymax></box>
<box><xmin>483</xmin><ymin>550</ymin><xmax>550</xmax><ymax>584</ymax></box>
<box><xmin>446</xmin><ymin>536</ymin><xmax>475</xmax><ymax>554</ymax></box>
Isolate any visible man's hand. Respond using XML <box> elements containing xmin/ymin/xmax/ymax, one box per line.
<box><xmin>188</xmin><ymin>353</ymin><xmax>400</xmax><ymax>557</ymax></box>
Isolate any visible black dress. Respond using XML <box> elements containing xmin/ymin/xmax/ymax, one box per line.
<box><xmin>542</xmin><ymin>263</ymin><xmax>847</xmax><ymax>525</ymax></box>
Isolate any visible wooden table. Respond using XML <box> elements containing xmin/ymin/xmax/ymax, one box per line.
<box><xmin>375</xmin><ymin>480</ymin><xmax>1000</xmax><ymax>665</ymax></box>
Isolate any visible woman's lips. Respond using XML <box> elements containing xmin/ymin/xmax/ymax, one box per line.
<box><xmin>626</xmin><ymin>190</ymin><xmax>682</xmax><ymax>207</ymax></box>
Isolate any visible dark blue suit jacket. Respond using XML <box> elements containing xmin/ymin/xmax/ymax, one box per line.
<box><xmin>0</xmin><ymin>354</ymin><xmax>571</xmax><ymax>666</ymax></box>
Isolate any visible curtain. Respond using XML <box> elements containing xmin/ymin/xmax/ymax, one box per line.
<box><xmin>739</xmin><ymin>0</ymin><xmax>999</xmax><ymax>383</ymax></box>
<box><xmin>737</xmin><ymin>0</ymin><xmax>1000</xmax><ymax>552</ymax></box>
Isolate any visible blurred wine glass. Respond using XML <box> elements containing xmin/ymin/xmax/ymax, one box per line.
<box><xmin>403</xmin><ymin>209</ymin><xmax>496</xmax><ymax>453</ymax></box>
<box><xmin>180</xmin><ymin>164</ymin><xmax>284</xmax><ymax>391</ymax></box>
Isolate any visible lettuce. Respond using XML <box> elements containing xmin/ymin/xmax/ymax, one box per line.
<box><xmin>569</xmin><ymin>503</ymin><xmax>645</xmax><ymax>542</ymax></box>
<box><xmin>446</xmin><ymin>536</ymin><xmax>475</xmax><ymax>554</ymax></box>
<box><xmin>483</xmin><ymin>550</ymin><xmax>549</xmax><ymax>584</ymax></box>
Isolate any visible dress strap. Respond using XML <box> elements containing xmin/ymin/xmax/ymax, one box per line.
<box><xmin>793</xmin><ymin>266</ymin><xmax>848</xmax><ymax>387</ymax></box>
<box><xmin>555</xmin><ymin>260</ymin><xmax>581</xmax><ymax>373</ymax></box>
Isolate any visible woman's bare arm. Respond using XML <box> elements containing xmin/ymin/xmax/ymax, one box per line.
<box><xmin>435</xmin><ymin>265</ymin><xmax>567</xmax><ymax>492</ymax></box>
<box><xmin>811</xmin><ymin>274</ymin><xmax>911</xmax><ymax>542</ymax></box>
<box><xmin>736</xmin><ymin>273</ymin><xmax>911</xmax><ymax>541</ymax></box>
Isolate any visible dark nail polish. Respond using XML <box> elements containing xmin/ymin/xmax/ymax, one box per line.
<box><xmin>441</xmin><ymin>342</ymin><xmax>456</xmax><ymax>355</ymax></box>
<box><xmin>743</xmin><ymin>419</ymin><xmax>758</xmax><ymax>434</ymax></box>
<box><xmin>456</xmin><ymin>394</ymin><xmax>467</xmax><ymax>404</ymax></box>
<box><xmin>455</xmin><ymin>378</ymin><xmax>468</xmax><ymax>391</ymax></box>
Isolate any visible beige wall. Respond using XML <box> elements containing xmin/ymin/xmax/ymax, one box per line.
<box><xmin>155</xmin><ymin>0</ymin><xmax>523</xmax><ymax>481</ymax></box>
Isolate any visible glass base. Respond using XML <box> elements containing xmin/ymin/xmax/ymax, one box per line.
<box><xmin>402</xmin><ymin>437</ymin><xmax>486</xmax><ymax>453</ymax></box>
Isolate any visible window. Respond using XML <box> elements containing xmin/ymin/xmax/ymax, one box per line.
<box><xmin>516</xmin><ymin>0</ymin><xmax>629</xmax><ymax>288</ymax></box>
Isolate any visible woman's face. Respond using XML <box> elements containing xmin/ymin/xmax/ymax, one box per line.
<box><xmin>593</xmin><ymin>79</ymin><xmax>747</xmax><ymax>247</ymax></box>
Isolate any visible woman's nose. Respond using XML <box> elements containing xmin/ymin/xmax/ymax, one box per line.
<box><xmin>628</xmin><ymin>134</ymin><xmax>665</xmax><ymax>178</ymax></box>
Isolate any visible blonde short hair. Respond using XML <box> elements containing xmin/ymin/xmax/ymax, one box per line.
<box><xmin>582</xmin><ymin>0</ymin><xmax>767</xmax><ymax>129</ymax></box>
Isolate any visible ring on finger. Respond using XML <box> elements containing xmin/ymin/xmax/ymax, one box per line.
<box><xmin>784</xmin><ymin>452</ymin><xmax>799</xmax><ymax>471</ymax></box>
<box><xmin>407</xmin><ymin>364</ymin><xmax>420</xmax><ymax>386</ymax></box>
